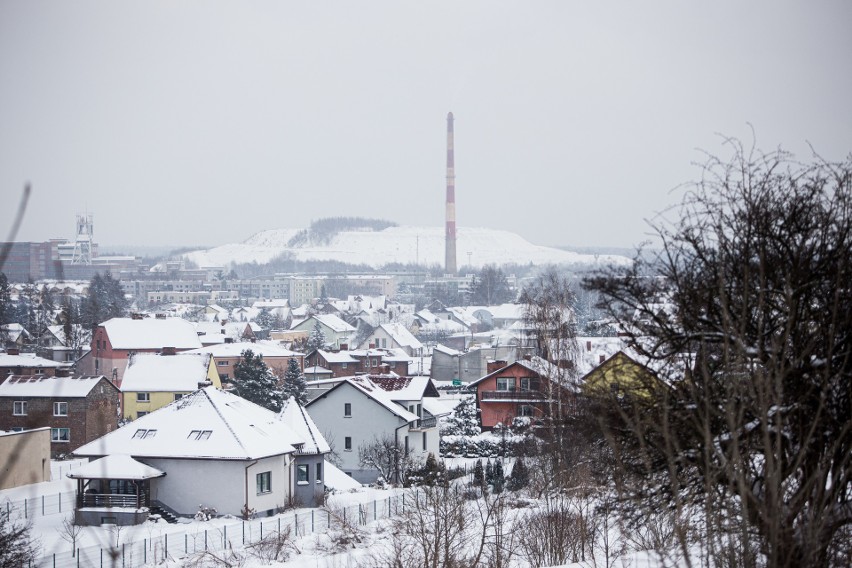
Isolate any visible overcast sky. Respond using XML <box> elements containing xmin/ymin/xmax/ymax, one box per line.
<box><xmin>1</xmin><ymin>1</ymin><xmax>850</xmax><ymax>252</ymax></box>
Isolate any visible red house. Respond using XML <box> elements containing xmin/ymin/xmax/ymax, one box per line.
<box><xmin>469</xmin><ymin>356</ymin><xmax>578</xmax><ymax>430</ymax></box>
<box><xmin>91</xmin><ymin>316</ymin><xmax>202</xmax><ymax>384</ymax></box>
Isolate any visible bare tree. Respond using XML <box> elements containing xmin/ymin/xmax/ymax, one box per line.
<box><xmin>585</xmin><ymin>140</ymin><xmax>852</xmax><ymax>567</ymax></box>
<box><xmin>57</xmin><ymin>516</ymin><xmax>83</xmax><ymax>557</ymax></box>
<box><xmin>358</xmin><ymin>435</ymin><xmax>417</xmax><ymax>485</ymax></box>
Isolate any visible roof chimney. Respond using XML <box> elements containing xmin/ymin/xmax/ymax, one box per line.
<box><xmin>487</xmin><ymin>360</ymin><xmax>507</xmax><ymax>374</ymax></box>
<box><xmin>6</xmin><ymin>347</ymin><xmax>19</xmax><ymax>356</ymax></box>
<box><xmin>162</xmin><ymin>346</ymin><xmax>176</xmax><ymax>356</ymax></box>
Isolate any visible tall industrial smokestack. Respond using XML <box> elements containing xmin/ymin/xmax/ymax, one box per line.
<box><xmin>445</xmin><ymin>112</ymin><xmax>457</xmax><ymax>275</ymax></box>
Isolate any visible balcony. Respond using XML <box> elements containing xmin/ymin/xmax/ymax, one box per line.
<box><xmin>410</xmin><ymin>416</ymin><xmax>438</xmax><ymax>430</ymax></box>
<box><xmin>481</xmin><ymin>390</ymin><xmax>547</xmax><ymax>402</ymax></box>
<box><xmin>79</xmin><ymin>492</ymin><xmax>149</xmax><ymax>509</ymax></box>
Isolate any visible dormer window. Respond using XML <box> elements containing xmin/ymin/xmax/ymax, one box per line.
<box><xmin>188</xmin><ymin>430</ymin><xmax>212</xmax><ymax>440</ymax></box>
<box><xmin>132</xmin><ymin>429</ymin><xmax>157</xmax><ymax>439</ymax></box>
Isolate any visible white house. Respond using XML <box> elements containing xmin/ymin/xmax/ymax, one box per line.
<box><xmin>72</xmin><ymin>386</ymin><xmax>330</xmax><ymax>523</ymax></box>
<box><xmin>360</xmin><ymin>322</ymin><xmax>424</xmax><ymax>357</ymax></box>
<box><xmin>305</xmin><ymin>375</ymin><xmax>441</xmax><ymax>484</ymax></box>
<box><xmin>291</xmin><ymin>314</ymin><xmax>356</xmax><ymax>350</ymax></box>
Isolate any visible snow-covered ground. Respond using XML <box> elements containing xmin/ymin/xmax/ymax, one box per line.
<box><xmin>182</xmin><ymin>226</ymin><xmax>632</xmax><ymax>270</ymax></box>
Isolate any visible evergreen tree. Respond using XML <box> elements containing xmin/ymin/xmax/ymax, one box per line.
<box><xmin>472</xmin><ymin>458</ymin><xmax>485</xmax><ymax>488</ymax></box>
<box><xmin>0</xmin><ymin>274</ymin><xmax>12</xmax><ymax>343</ymax></box>
<box><xmin>81</xmin><ymin>272</ymin><xmax>128</xmax><ymax>331</ymax></box>
<box><xmin>254</xmin><ymin>307</ymin><xmax>274</xmax><ymax>330</ymax></box>
<box><xmin>281</xmin><ymin>357</ymin><xmax>308</xmax><ymax>406</ymax></box>
<box><xmin>493</xmin><ymin>460</ymin><xmax>505</xmax><ymax>494</ymax></box>
<box><xmin>306</xmin><ymin>320</ymin><xmax>326</xmax><ymax>351</ymax></box>
<box><xmin>485</xmin><ymin>460</ymin><xmax>494</xmax><ymax>486</ymax></box>
<box><xmin>507</xmin><ymin>456</ymin><xmax>529</xmax><ymax>491</ymax></box>
<box><xmin>233</xmin><ymin>349</ymin><xmax>283</xmax><ymax>412</ymax></box>
<box><xmin>469</xmin><ymin>265</ymin><xmax>514</xmax><ymax>305</ymax></box>
<box><xmin>439</xmin><ymin>396</ymin><xmax>481</xmax><ymax>436</ymax></box>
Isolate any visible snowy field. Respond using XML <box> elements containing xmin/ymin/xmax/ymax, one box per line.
<box><xmin>0</xmin><ymin>458</ymin><xmax>684</xmax><ymax>568</ymax></box>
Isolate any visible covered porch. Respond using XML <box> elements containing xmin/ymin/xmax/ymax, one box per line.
<box><xmin>68</xmin><ymin>454</ymin><xmax>166</xmax><ymax>526</ymax></box>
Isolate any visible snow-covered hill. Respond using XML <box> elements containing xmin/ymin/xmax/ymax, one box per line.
<box><xmin>183</xmin><ymin>226</ymin><xmax>631</xmax><ymax>269</ymax></box>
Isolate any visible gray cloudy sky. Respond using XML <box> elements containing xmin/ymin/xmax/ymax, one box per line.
<box><xmin>1</xmin><ymin>1</ymin><xmax>850</xmax><ymax>251</ymax></box>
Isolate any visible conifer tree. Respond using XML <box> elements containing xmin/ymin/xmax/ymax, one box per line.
<box><xmin>472</xmin><ymin>458</ymin><xmax>485</xmax><ymax>488</ymax></box>
<box><xmin>485</xmin><ymin>460</ymin><xmax>494</xmax><ymax>486</ymax></box>
<box><xmin>281</xmin><ymin>357</ymin><xmax>308</xmax><ymax>406</ymax></box>
<box><xmin>233</xmin><ymin>349</ymin><xmax>283</xmax><ymax>412</ymax></box>
<box><xmin>507</xmin><ymin>456</ymin><xmax>529</xmax><ymax>491</ymax></box>
<box><xmin>493</xmin><ymin>460</ymin><xmax>505</xmax><ymax>494</ymax></box>
<box><xmin>306</xmin><ymin>320</ymin><xmax>327</xmax><ymax>351</ymax></box>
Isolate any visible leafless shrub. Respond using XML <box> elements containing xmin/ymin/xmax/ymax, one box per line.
<box><xmin>517</xmin><ymin>494</ymin><xmax>592</xmax><ymax>567</ymax></box>
<box><xmin>244</xmin><ymin>524</ymin><xmax>298</xmax><ymax>564</ymax></box>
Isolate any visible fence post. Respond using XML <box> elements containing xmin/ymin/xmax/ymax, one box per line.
<box><xmin>24</xmin><ymin>498</ymin><xmax>27</xmax><ymax>519</ymax></box>
<box><xmin>205</xmin><ymin>529</ymin><xmax>208</xmax><ymax>551</ymax></box>
<box><xmin>223</xmin><ymin>525</ymin><xmax>227</xmax><ymax>548</ymax></box>
<box><xmin>374</xmin><ymin>499</ymin><xmax>377</xmax><ymax>520</ymax></box>
<box><xmin>100</xmin><ymin>549</ymin><xmax>102</xmax><ymax>568</ymax></box>
<box><xmin>242</xmin><ymin>520</ymin><xmax>245</xmax><ymax>544</ymax></box>
<box><xmin>42</xmin><ymin>495</ymin><xmax>44</xmax><ymax>516</ymax></box>
<box><xmin>311</xmin><ymin>510</ymin><xmax>314</xmax><ymax>532</ymax></box>
<box><xmin>293</xmin><ymin>514</ymin><xmax>297</xmax><ymax>536</ymax></box>
<box><xmin>278</xmin><ymin>517</ymin><xmax>281</xmax><ymax>535</ymax></box>
<box><xmin>59</xmin><ymin>493</ymin><xmax>61</xmax><ymax>513</ymax></box>
<box><xmin>144</xmin><ymin>539</ymin><xmax>146</xmax><ymax>563</ymax></box>
<box><xmin>165</xmin><ymin>533</ymin><xmax>168</xmax><ymax>557</ymax></box>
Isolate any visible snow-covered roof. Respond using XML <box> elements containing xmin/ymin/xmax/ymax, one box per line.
<box><xmin>307</xmin><ymin>376</ymin><xmax>419</xmax><ymax>423</ymax></box>
<box><xmin>278</xmin><ymin>397</ymin><xmax>331</xmax><ymax>455</ymax></box>
<box><xmin>432</xmin><ymin>344</ymin><xmax>461</xmax><ymax>357</ymax></box>
<box><xmin>447</xmin><ymin>307</ymin><xmax>480</xmax><ymax>327</ymax></box>
<box><xmin>378</xmin><ymin>323</ymin><xmax>423</xmax><ymax>350</ymax></box>
<box><xmin>314</xmin><ymin>314</ymin><xmax>356</xmax><ymax>333</ymax></box>
<box><xmin>368</xmin><ymin>375</ymin><xmax>437</xmax><ymax>401</ymax></box>
<box><xmin>46</xmin><ymin>325</ymin><xmax>91</xmax><ymax>347</ymax></box>
<box><xmin>100</xmin><ymin>318</ymin><xmax>203</xmax><ymax>350</ymax></box>
<box><xmin>120</xmin><ymin>353</ymin><xmax>213</xmax><ymax>392</ymax></box>
<box><xmin>73</xmin><ymin>387</ymin><xmax>307</xmax><ymax>460</ymax></box>
<box><xmin>317</xmin><ymin>350</ymin><xmax>358</xmax><ymax>364</ymax></box>
<box><xmin>0</xmin><ymin>375</ymin><xmax>113</xmax><ymax>398</ymax></box>
<box><xmin>253</xmin><ymin>299</ymin><xmax>290</xmax><ymax>309</ymax></box>
<box><xmin>0</xmin><ymin>352</ymin><xmax>66</xmax><ymax>368</ymax></box>
<box><xmin>184</xmin><ymin>341</ymin><xmax>299</xmax><ymax>358</ymax></box>
<box><xmin>415</xmin><ymin>309</ymin><xmax>439</xmax><ymax>324</ymax></box>
<box><xmin>574</xmin><ymin>336</ymin><xmax>628</xmax><ymax>376</ymax></box>
<box><xmin>67</xmin><ymin>454</ymin><xmax>166</xmax><ymax>480</ymax></box>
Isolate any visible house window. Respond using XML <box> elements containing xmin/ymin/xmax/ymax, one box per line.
<box><xmin>217</xmin><ymin>361</ymin><xmax>228</xmax><ymax>366</ymax></box>
<box><xmin>188</xmin><ymin>430</ymin><xmax>212</xmax><ymax>440</ymax></box>
<box><xmin>520</xmin><ymin>378</ymin><xmax>539</xmax><ymax>391</ymax></box>
<box><xmin>372</xmin><ymin>359</ymin><xmax>378</xmax><ymax>367</ymax></box>
<box><xmin>137</xmin><ymin>392</ymin><xmax>150</xmax><ymax>402</ymax></box>
<box><xmin>520</xmin><ymin>405</ymin><xmax>535</xmax><ymax>417</ymax></box>
<box><xmin>54</xmin><ymin>402</ymin><xmax>68</xmax><ymax>416</ymax></box>
<box><xmin>297</xmin><ymin>464</ymin><xmax>309</xmax><ymax>484</ymax></box>
<box><xmin>344</xmin><ymin>403</ymin><xmax>351</xmax><ymax>417</ymax></box>
<box><xmin>341</xmin><ymin>363</ymin><xmax>347</xmax><ymax>368</ymax></box>
<box><xmin>137</xmin><ymin>412</ymin><xmax>148</xmax><ymax>417</ymax></box>
<box><xmin>344</xmin><ymin>436</ymin><xmax>352</xmax><ymax>451</ymax></box>
<box><xmin>256</xmin><ymin>471</ymin><xmax>271</xmax><ymax>494</ymax></box>
<box><xmin>174</xmin><ymin>393</ymin><xmax>183</xmax><ymax>401</ymax></box>
<box><xmin>51</xmin><ymin>428</ymin><xmax>70</xmax><ymax>442</ymax></box>
<box><xmin>363</xmin><ymin>360</ymin><xmax>369</xmax><ymax>368</ymax></box>
<box><xmin>11</xmin><ymin>427</ymin><xmax>24</xmax><ymax>432</ymax></box>
<box><xmin>144</xmin><ymin>429</ymin><xmax>157</xmax><ymax>438</ymax></box>
<box><xmin>13</xmin><ymin>401</ymin><xmax>27</xmax><ymax>416</ymax></box>
<box><xmin>316</xmin><ymin>462</ymin><xmax>322</xmax><ymax>483</ymax></box>
<box><xmin>496</xmin><ymin>378</ymin><xmax>515</xmax><ymax>391</ymax></box>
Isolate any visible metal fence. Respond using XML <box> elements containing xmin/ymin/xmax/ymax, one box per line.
<box><xmin>3</xmin><ymin>492</ymin><xmax>77</xmax><ymax>521</ymax></box>
<box><xmin>32</xmin><ymin>493</ymin><xmax>407</xmax><ymax>568</ymax></box>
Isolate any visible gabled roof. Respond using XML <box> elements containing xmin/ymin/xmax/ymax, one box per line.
<box><xmin>0</xmin><ymin>375</ymin><xmax>116</xmax><ymax>398</ymax></box>
<box><xmin>73</xmin><ymin>387</ymin><xmax>305</xmax><ymax>461</ymax></box>
<box><xmin>306</xmin><ymin>376</ymin><xmax>418</xmax><ymax>423</ymax></box>
<box><xmin>0</xmin><ymin>352</ymin><xmax>65</xmax><ymax>368</ymax></box>
<box><xmin>369</xmin><ymin>376</ymin><xmax>440</xmax><ymax>399</ymax></box>
<box><xmin>314</xmin><ymin>314</ymin><xmax>356</xmax><ymax>333</ymax></box>
<box><xmin>378</xmin><ymin>323</ymin><xmax>423</xmax><ymax>350</ymax></box>
<box><xmin>100</xmin><ymin>318</ymin><xmax>203</xmax><ymax>350</ymax></box>
<box><xmin>469</xmin><ymin>356</ymin><xmax>581</xmax><ymax>393</ymax></box>
<box><xmin>316</xmin><ymin>349</ymin><xmax>358</xmax><ymax>364</ymax></box>
<box><xmin>278</xmin><ymin>397</ymin><xmax>331</xmax><ymax>455</ymax></box>
<box><xmin>120</xmin><ymin>353</ymin><xmax>213</xmax><ymax>392</ymax></box>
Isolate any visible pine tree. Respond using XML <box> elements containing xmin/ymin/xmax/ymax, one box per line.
<box><xmin>281</xmin><ymin>357</ymin><xmax>308</xmax><ymax>406</ymax></box>
<box><xmin>493</xmin><ymin>460</ymin><xmax>505</xmax><ymax>494</ymax></box>
<box><xmin>507</xmin><ymin>456</ymin><xmax>529</xmax><ymax>491</ymax></box>
<box><xmin>0</xmin><ymin>274</ymin><xmax>12</xmax><ymax>343</ymax></box>
<box><xmin>81</xmin><ymin>272</ymin><xmax>128</xmax><ymax>331</ymax></box>
<box><xmin>233</xmin><ymin>349</ymin><xmax>283</xmax><ymax>412</ymax></box>
<box><xmin>472</xmin><ymin>458</ymin><xmax>485</xmax><ymax>488</ymax></box>
<box><xmin>254</xmin><ymin>307</ymin><xmax>274</xmax><ymax>330</ymax></box>
<box><xmin>439</xmin><ymin>396</ymin><xmax>481</xmax><ymax>436</ymax></box>
<box><xmin>306</xmin><ymin>320</ymin><xmax>326</xmax><ymax>351</ymax></box>
<box><xmin>485</xmin><ymin>460</ymin><xmax>494</xmax><ymax>486</ymax></box>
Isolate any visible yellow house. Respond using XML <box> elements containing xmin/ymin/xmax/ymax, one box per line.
<box><xmin>580</xmin><ymin>350</ymin><xmax>658</xmax><ymax>400</ymax></box>
<box><xmin>120</xmin><ymin>353</ymin><xmax>221</xmax><ymax>420</ymax></box>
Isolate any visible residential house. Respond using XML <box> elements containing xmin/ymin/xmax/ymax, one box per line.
<box><xmin>0</xmin><ymin>374</ymin><xmax>120</xmax><ymax>457</ymax></box>
<box><xmin>430</xmin><ymin>343</ymin><xmax>529</xmax><ymax>384</ymax></box>
<box><xmin>194</xmin><ymin>321</ymin><xmax>256</xmax><ymax>346</ymax></box>
<box><xmin>39</xmin><ymin>325</ymin><xmax>91</xmax><ymax>363</ymax></box>
<box><xmin>580</xmin><ymin>350</ymin><xmax>658</xmax><ymax>400</ymax></box>
<box><xmin>0</xmin><ymin>349</ymin><xmax>69</xmax><ymax>377</ymax></box>
<box><xmin>1</xmin><ymin>323</ymin><xmax>31</xmax><ymax>347</ymax></box>
<box><xmin>306</xmin><ymin>374</ymin><xmax>441</xmax><ymax>484</ymax></box>
<box><xmin>468</xmin><ymin>357</ymin><xmax>578</xmax><ymax>430</ymax></box>
<box><xmin>184</xmin><ymin>341</ymin><xmax>303</xmax><ymax>384</ymax></box>
<box><xmin>71</xmin><ymin>386</ymin><xmax>330</xmax><ymax>524</ymax></box>
<box><xmin>290</xmin><ymin>314</ymin><xmax>356</xmax><ymax>350</ymax></box>
<box><xmin>90</xmin><ymin>317</ymin><xmax>203</xmax><ymax>383</ymax></box>
<box><xmin>360</xmin><ymin>323</ymin><xmax>423</xmax><ymax>357</ymax></box>
<box><xmin>120</xmin><ymin>353</ymin><xmax>220</xmax><ymax>420</ymax></box>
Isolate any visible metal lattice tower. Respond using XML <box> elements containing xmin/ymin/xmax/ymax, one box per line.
<box><xmin>71</xmin><ymin>213</ymin><xmax>94</xmax><ymax>265</ymax></box>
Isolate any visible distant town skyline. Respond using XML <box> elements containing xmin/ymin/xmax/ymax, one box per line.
<box><xmin>2</xmin><ymin>1</ymin><xmax>851</xmax><ymax>251</ymax></box>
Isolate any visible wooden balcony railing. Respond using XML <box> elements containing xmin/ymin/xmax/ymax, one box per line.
<box><xmin>79</xmin><ymin>493</ymin><xmax>148</xmax><ymax>509</ymax></box>
<box><xmin>410</xmin><ymin>416</ymin><xmax>438</xmax><ymax>430</ymax></box>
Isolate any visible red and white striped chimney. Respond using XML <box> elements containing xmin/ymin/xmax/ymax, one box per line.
<box><xmin>445</xmin><ymin>112</ymin><xmax>457</xmax><ymax>275</ymax></box>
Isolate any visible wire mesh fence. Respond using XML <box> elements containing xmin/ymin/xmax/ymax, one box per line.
<box><xmin>3</xmin><ymin>492</ymin><xmax>77</xmax><ymax>522</ymax></box>
<box><xmin>30</xmin><ymin>493</ymin><xmax>406</xmax><ymax>568</ymax></box>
